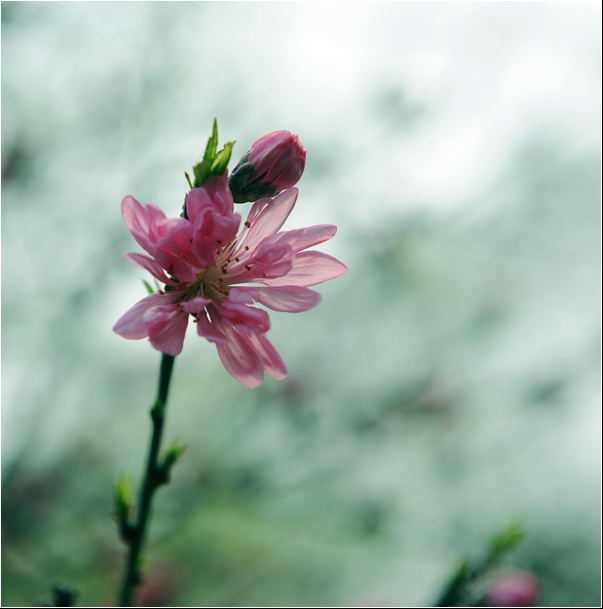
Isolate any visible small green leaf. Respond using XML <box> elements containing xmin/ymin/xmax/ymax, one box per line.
<box><xmin>113</xmin><ymin>473</ymin><xmax>134</xmax><ymax>526</ymax></box>
<box><xmin>156</xmin><ymin>441</ymin><xmax>187</xmax><ymax>486</ymax></box>
<box><xmin>203</xmin><ymin>118</ymin><xmax>219</xmax><ymax>164</ymax></box>
<box><xmin>163</xmin><ymin>440</ymin><xmax>187</xmax><ymax>469</ymax></box>
<box><xmin>143</xmin><ymin>280</ymin><xmax>154</xmax><ymax>294</ymax></box>
<box><xmin>192</xmin><ymin>120</ymin><xmax>234</xmax><ymax>187</ymax></box>
<box><xmin>185</xmin><ymin>171</ymin><xmax>193</xmax><ymax>189</ymax></box>
<box><xmin>193</xmin><ymin>159</ymin><xmax>212</xmax><ymax>188</ymax></box>
<box><xmin>489</xmin><ymin>522</ymin><xmax>525</xmax><ymax>561</ymax></box>
<box><xmin>210</xmin><ymin>140</ymin><xmax>236</xmax><ymax>177</ymax></box>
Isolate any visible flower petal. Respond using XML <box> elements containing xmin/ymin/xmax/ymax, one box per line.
<box><xmin>113</xmin><ymin>293</ymin><xmax>174</xmax><ymax>339</ymax></box>
<box><xmin>219</xmin><ymin>302</ymin><xmax>271</xmax><ymax>334</ymax></box>
<box><xmin>196</xmin><ymin>310</ymin><xmax>228</xmax><ymax>343</ymax></box>
<box><xmin>230</xmin><ymin>286</ymin><xmax>322</xmax><ymax>312</ymax></box>
<box><xmin>181</xmin><ymin>296</ymin><xmax>211</xmax><ymax>313</ymax></box>
<box><xmin>267</xmin><ymin>224</ymin><xmax>337</xmax><ymax>253</ymax></box>
<box><xmin>187</xmin><ymin>175</ymin><xmax>234</xmax><ymax>220</ymax></box>
<box><xmin>121</xmin><ymin>195</ymin><xmax>157</xmax><ymax>254</ymax></box>
<box><xmin>247</xmin><ymin>333</ymin><xmax>287</xmax><ymax>380</ymax></box>
<box><xmin>124</xmin><ymin>253</ymin><xmax>176</xmax><ymax>285</ymax></box>
<box><xmin>214</xmin><ymin>324</ymin><xmax>265</xmax><ymax>388</ymax></box>
<box><xmin>242</xmin><ymin>188</ymin><xmax>298</xmax><ymax>251</ymax></box>
<box><xmin>261</xmin><ymin>251</ymin><xmax>349</xmax><ymax>287</ymax></box>
<box><xmin>148</xmin><ymin>308</ymin><xmax>189</xmax><ymax>356</ymax></box>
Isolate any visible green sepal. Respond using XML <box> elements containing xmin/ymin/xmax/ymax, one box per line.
<box><xmin>143</xmin><ymin>280</ymin><xmax>154</xmax><ymax>294</ymax></box>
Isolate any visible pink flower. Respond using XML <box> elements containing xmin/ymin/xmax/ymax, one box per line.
<box><xmin>229</xmin><ymin>131</ymin><xmax>306</xmax><ymax>203</ymax></box>
<box><xmin>486</xmin><ymin>572</ymin><xmax>540</xmax><ymax>607</ymax></box>
<box><xmin>114</xmin><ymin>176</ymin><xmax>347</xmax><ymax>388</ymax></box>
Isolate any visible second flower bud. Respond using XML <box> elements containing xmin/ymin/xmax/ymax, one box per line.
<box><xmin>229</xmin><ymin>130</ymin><xmax>306</xmax><ymax>203</ymax></box>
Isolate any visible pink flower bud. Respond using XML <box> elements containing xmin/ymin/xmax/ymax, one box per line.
<box><xmin>229</xmin><ymin>130</ymin><xmax>306</xmax><ymax>203</ymax></box>
<box><xmin>486</xmin><ymin>571</ymin><xmax>540</xmax><ymax>607</ymax></box>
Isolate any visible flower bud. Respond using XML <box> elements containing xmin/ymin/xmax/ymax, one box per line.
<box><xmin>486</xmin><ymin>571</ymin><xmax>540</xmax><ymax>607</ymax></box>
<box><xmin>229</xmin><ymin>131</ymin><xmax>306</xmax><ymax>203</ymax></box>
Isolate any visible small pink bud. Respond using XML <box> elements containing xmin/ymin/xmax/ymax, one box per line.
<box><xmin>486</xmin><ymin>571</ymin><xmax>540</xmax><ymax>607</ymax></box>
<box><xmin>229</xmin><ymin>130</ymin><xmax>306</xmax><ymax>203</ymax></box>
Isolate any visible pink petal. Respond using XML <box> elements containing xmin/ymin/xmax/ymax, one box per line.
<box><xmin>247</xmin><ymin>333</ymin><xmax>287</xmax><ymax>380</ymax></box>
<box><xmin>196</xmin><ymin>310</ymin><xmax>227</xmax><ymax>343</ymax></box>
<box><xmin>231</xmin><ymin>286</ymin><xmax>322</xmax><ymax>312</ymax></box>
<box><xmin>148</xmin><ymin>308</ymin><xmax>189</xmax><ymax>356</ymax></box>
<box><xmin>245</xmin><ymin>198</ymin><xmax>271</xmax><ymax>227</ymax></box>
<box><xmin>113</xmin><ymin>293</ymin><xmax>173</xmax><ymax>339</ymax></box>
<box><xmin>215</xmin><ymin>324</ymin><xmax>265</xmax><ymax>388</ymax></box>
<box><xmin>122</xmin><ymin>196</ymin><xmax>196</xmax><ymax>273</ymax></box>
<box><xmin>121</xmin><ymin>195</ymin><xmax>157</xmax><ymax>254</ymax></box>
<box><xmin>186</xmin><ymin>176</ymin><xmax>232</xmax><ymax>214</ymax></box>
<box><xmin>181</xmin><ymin>296</ymin><xmax>211</xmax><ymax>313</ymax></box>
<box><xmin>242</xmin><ymin>188</ymin><xmax>298</xmax><ymax>252</ymax></box>
<box><xmin>267</xmin><ymin>224</ymin><xmax>337</xmax><ymax>253</ymax></box>
<box><xmin>201</xmin><ymin>175</ymin><xmax>235</xmax><ymax>215</ymax></box>
<box><xmin>124</xmin><ymin>253</ymin><xmax>176</xmax><ymax>285</ymax></box>
<box><xmin>249</xmin><ymin>242</ymin><xmax>294</xmax><ymax>279</ymax></box>
<box><xmin>170</xmin><ymin>257</ymin><xmax>200</xmax><ymax>284</ymax></box>
<box><xmin>155</xmin><ymin>216</ymin><xmax>194</xmax><ymax>254</ymax></box>
<box><xmin>219</xmin><ymin>302</ymin><xmax>271</xmax><ymax>334</ymax></box>
<box><xmin>261</xmin><ymin>251</ymin><xmax>349</xmax><ymax>287</ymax></box>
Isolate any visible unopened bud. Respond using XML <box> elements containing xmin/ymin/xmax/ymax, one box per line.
<box><xmin>229</xmin><ymin>130</ymin><xmax>306</xmax><ymax>203</ymax></box>
<box><xmin>486</xmin><ymin>571</ymin><xmax>540</xmax><ymax>607</ymax></box>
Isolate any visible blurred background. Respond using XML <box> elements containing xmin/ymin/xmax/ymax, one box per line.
<box><xmin>1</xmin><ymin>2</ymin><xmax>601</xmax><ymax>607</ymax></box>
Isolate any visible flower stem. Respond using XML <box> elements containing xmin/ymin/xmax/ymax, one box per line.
<box><xmin>118</xmin><ymin>353</ymin><xmax>176</xmax><ymax>607</ymax></box>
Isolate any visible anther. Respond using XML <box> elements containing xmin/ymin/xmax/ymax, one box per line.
<box><xmin>245</xmin><ymin>265</ymin><xmax>252</xmax><ymax>271</ymax></box>
<box><xmin>245</xmin><ymin>221</ymin><xmax>251</xmax><ymax>228</ymax></box>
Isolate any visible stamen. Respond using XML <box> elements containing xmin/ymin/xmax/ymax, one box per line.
<box><xmin>245</xmin><ymin>221</ymin><xmax>251</xmax><ymax>228</ymax></box>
